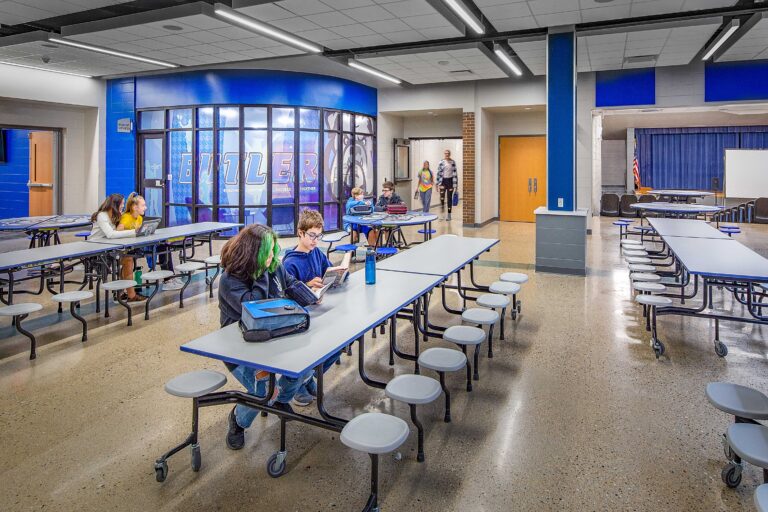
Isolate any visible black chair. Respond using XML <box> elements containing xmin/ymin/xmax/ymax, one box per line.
<box><xmin>619</xmin><ymin>194</ymin><xmax>638</xmax><ymax>217</ymax></box>
<box><xmin>600</xmin><ymin>193</ymin><xmax>620</xmax><ymax>216</ymax></box>
<box><xmin>754</xmin><ymin>198</ymin><xmax>768</xmax><ymax>224</ymax></box>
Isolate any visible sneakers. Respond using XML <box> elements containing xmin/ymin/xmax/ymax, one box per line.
<box><xmin>291</xmin><ymin>390</ymin><xmax>314</xmax><ymax>407</ymax></box>
<box><xmin>162</xmin><ymin>277</ymin><xmax>184</xmax><ymax>291</ymax></box>
<box><xmin>226</xmin><ymin>407</ymin><xmax>245</xmax><ymax>450</ymax></box>
<box><xmin>447</xmin><ymin>213</ymin><xmax>452</xmax><ymax>221</ymax></box>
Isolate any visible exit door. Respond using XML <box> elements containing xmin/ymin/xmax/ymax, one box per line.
<box><xmin>28</xmin><ymin>131</ymin><xmax>55</xmax><ymax>216</ymax></box>
<box><xmin>499</xmin><ymin>136</ymin><xmax>547</xmax><ymax>222</ymax></box>
<box><xmin>140</xmin><ymin>134</ymin><xmax>165</xmax><ymax>225</ymax></box>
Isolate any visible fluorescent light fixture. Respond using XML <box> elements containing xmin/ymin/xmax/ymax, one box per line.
<box><xmin>0</xmin><ymin>60</ymin><xmax>93</xmax><ymax>78</ymax></box>
<box><xmin>443</xmin><ymin>0</ymin><xmax>485</xmax><ymax>35</ymax></box>
<box><xmin>48</xmin><ymin>37</ymin><xmax>178</xmax><ymax>68</ymax></box>
<box><xmin>214</xmin><ymin>4</ymin><xmax>322</xmax><ymax>54</ymax></box>
<box><xmin>493</xmin><ymin>45</ymin><xmax>522</xmax><ymax>76</ymax></box>
<box><xmin>702</xmin><ymin>19</ymin><xmax>740</xmax><ymax>61</ymax></box>
<box><xmin>348</xmin><ymin>59</ymin><xmax>402</xmax><ymax>85</ymax></box>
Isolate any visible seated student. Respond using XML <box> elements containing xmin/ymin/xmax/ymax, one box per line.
<box><xmin>282</xmin><ymin>210</ymin><xmax>343</xmax><ymax>406</ymax></box>
<box><xmin>116</xmin><ymin>192</ymin><xmax>148</xmax><ymax>302</ymax></box>
<box><xmin>375</xmin><ymin>181</ymin><xmax>404</xmax><ymax>210</ymax></box>
<box><xmin>344</xmin><ymin>187</ymin><xmax>377</xmax><ymax>246</ymax></box>
<box><xmin>218</xmin><ymin>224</ymin><xmax>338</xmax><ymax>448</ymax></box>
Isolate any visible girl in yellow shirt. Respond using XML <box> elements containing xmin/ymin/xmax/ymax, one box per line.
<box><xmin>117</xmin><ymin>193</ymin><xmax>147</xmax><ymax>301</ymax></box>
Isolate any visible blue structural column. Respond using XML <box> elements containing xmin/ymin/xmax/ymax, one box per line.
<box><xmin>546</xmin><ymin>29</ymin><xmax>576</xmax><ymax>211</ymax></box>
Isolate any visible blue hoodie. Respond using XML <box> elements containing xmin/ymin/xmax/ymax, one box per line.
<box><xmin>282</xmin><ymin>246</ymin><xmax>331</xmax><ymax>283</ymax></box>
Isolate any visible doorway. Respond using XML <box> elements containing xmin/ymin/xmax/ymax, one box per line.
<box><xmin>28</xmin><ymin>131</ymin><xmax>57</xmax><ymax>216</ymax></box>
<box><xmin>406</xmin><ymin>138</ymin><xmax>463</xmax><ymax>210</ymax></box>
<box><xmin>499</xmin><ymin>136</ymin><xmax>546</xmax><ymax>222</ymax></box>
<box><xmin>139</xmin><ymin>133</ymin><xmax>166</xmax><ymax>225</ymax></box>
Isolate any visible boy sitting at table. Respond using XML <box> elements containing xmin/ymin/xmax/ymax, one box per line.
<box><xmin>345</xmin><ymin>187</ymin><xmax>377</xmax><ymax>246</ymax></box>
<box><xmin>282</xmin><ymin>209</ymin><xmax>344</xmax><ymax>406</ymax></box>
<box><xmin>375</xmin><ymin>181</ymin><xmax>404</xmax><ymax>210</ymax></box>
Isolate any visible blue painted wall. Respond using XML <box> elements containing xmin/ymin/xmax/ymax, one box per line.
<box><xmin>705</xmin><ymin>60</ymin><xmax>768</xmax><ymax>102</ymax></box>
<box><xmin>0</xmin><ymin>129</ymin><xmax>30</xmax><ymax>219</ymax></box>
<box><xmin>547</xmin><ymin>32</ymin><xmax>575</xmax><ymax>211</ymax></box>
<box><xmin>106</xmin><ymin>77</ymin><xmax>136</xmax><ymax>197</ymax></box>
<box><xmin>596</xmin><ymin>68</ymin><xmax>655</xmax><ymax>107</ymax></box>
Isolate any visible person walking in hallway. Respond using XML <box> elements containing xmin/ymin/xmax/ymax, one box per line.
<box><xmin>438</xmin><ymin>149</ymin><xmax>457</xmax><ymax>221</ymax></box>
<box><xmin>417</xmin><ymin>160</ymin><xmax>434</xmax><ymax>214</ymax></box>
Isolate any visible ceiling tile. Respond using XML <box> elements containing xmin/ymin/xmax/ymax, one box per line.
<box><xmin>343</xmin><ymin>5</ymin><xmax>394</xmax><ymax>22</ymax></box>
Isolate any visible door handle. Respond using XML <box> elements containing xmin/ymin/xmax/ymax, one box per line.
<box><xmin>528</xmin><ymin>178</ymin><xmax>532</xmax><ymax>193</ymax></box>
<box><xmin>534</xmin><ymin>178</ymin><xmax>538</xmax><ymax>193</ymax></box>
<box><xmin>27</xmin><ymin>182</ymin><xmax>53</xmax><ymax>188</ymax></box>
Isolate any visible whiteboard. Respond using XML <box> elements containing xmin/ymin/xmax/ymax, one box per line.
<box><xmin>725</xmin><ymin>149</ymin><xmax>768</xmax><ymax>199</ymax></box>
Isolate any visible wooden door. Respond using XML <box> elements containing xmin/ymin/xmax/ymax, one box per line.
<box><xmin>28</xmin><ymin>131</ymin><xmax>54</xmax><ymax>216</ymax></box>
<box><xmin>499</xmin><ymin>136</ymin><xmax>546</xmax><ymax>222</ymax></box>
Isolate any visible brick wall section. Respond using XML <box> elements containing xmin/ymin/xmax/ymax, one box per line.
<box><xmin>462</xmin><ymin>112</ymin><xmax>475</xmax><ymax>225</ymax></box>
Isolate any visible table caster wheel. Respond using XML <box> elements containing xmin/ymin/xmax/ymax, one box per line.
<box><xmin>652</xmin><ymin>338</ymin><xmax>665</xmax><ymax>358</ymax></box>
<box><xmin>393</xmin><ymin>451</ymin><xmax>402</xmax><ymax>461</ymax></box>
<box><xmin>191</xmin><ymin>444</ymin><xmax>201</xmax><ymax>472</ymax></box>
<box><xmin>516</xmin><ymin>300</ymin><xmax>521</xmax><ymax>313</ymax></box>
<box><xmin>511</xmin><ymin>310</ymin><xmax>517</xmax><ymax>320</ymax></box>
<box><xmin>267</xmin><ymin>452</ymin><xmax>287</xmax><ymax>478</ymax></box>
<box><xmin>154</xmin><ymin>460</ymin><xmax>168</xmax><ymax>482</ymax></box>
<box><xmin>714</xmin><ymin>340</ymin><xmax>728</xmax><ymax>357</ymax></box>
<box><xmin>721</xmin><ymin>463</ymin><xmax>742</xmax><ymax>488</ymax></box>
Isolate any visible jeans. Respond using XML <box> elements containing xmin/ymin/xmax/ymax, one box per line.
<box><xmin>275</xmin><ymin>350</ymin><xmax>342</xmax><ymax>403</ymax></box>
<box><xmin>229</xmin><ymin>365</ymin><xmax>269</xmax><ymax>429</ymax></box>
<box><xmin>420</xmin><ymin>188</ymin><xmax>432</xmax><ymax>213</ymax></box>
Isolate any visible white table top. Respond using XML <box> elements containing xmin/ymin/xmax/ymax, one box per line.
<box><xmin>631</xmin><ymin>202</ymin><xmax>722</xmax><ymax>214</ymax></box>
<box><xmin>377</xmin><ymin>235</ymin><xmax>499</xmax><ymax>276</ymax></box>
<box><xmin>86</xmin><ymin>222</ymin><xmax>242</xmax><ymax>247</ymax></box>
<box><xmin>343</xmin><ymin>212</ymin><xmax>437</xmax><ymax>226</ymax></box>
<box><xmin>664</xmin><ymin>236</ymin><xmax>768</xmax><ymax>281</ymax></box>
<box><xmin>181</xmin><ymin>270</ymin><xmax>442</xmax><ymax>377</ymax></box>
<box><xmin>0</xmin><ymin>241</ymin><xmax>121</xmax><ymax>272</ymax></box>
<box><xmin>648</xmin><ymin>218</ymin><xmax>731</xmax><ymax>239</ymax></box>
<box><xmin>0</xmin><ymin>214</ymin><xmax>92</xmax><ymax>231</ymax></box>
<box><xmin>649</xmin><ymin>190</ymin><xmax>714</xmax><ymax>197</ymax></box>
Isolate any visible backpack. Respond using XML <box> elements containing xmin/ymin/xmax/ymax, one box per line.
<box><xmin>349</xmin><ymin>203</ymin><xmax>373</xmax><ymax>215</ymax></box>
<box><xmin>239</xmin><ymin>298</ymin><xmax>310</xmax><ymax>342</ymax></box>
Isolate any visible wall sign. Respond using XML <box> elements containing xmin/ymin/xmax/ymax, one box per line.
<box><xmin>116</xmin><ymin>118</ymin><xmax>133</xmax><ymax>133</ymax></box>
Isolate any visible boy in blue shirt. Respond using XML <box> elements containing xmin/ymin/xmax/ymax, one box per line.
<box><xmin>345</xmin><ymin>186</ymin><xmax>377</xmax><ymax>245</ymax></box>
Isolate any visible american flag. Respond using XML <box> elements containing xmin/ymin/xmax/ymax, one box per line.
<box><xmin>632</xmin><ymin>155</ymin><xmax>641</xmax><ymax>189</ymax></box>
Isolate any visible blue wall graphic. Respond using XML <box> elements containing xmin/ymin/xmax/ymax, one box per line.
<box><xmin>0</xmin><ymin>129</ymin><xmax>30</xmax><ymax>219</ymax></box>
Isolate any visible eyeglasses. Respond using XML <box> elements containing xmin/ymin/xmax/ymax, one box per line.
<box><xmin>301</xmin><ymin>231</ymin><xmax>324</xmax><ymax>241</ymax></box>
<box><xmin>383</xmin><ymin>189</ymin><xmax>392</xmax><ymax>193</ymax></box>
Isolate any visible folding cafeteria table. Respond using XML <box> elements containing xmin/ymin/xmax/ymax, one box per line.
<box><xmin>0</xmin><ymin>214</ymin><xmax>92</xmax><ymax>247</ymax></box>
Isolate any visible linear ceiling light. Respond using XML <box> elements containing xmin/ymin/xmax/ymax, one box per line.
<box><xmin>48</xmin><ymin>37</ymin><xmax>178</xmax><ymax>68</ymax></box>
<box><xmin>493</xmin><ymin>45</ymin><xmax>522</xmax><ymax>76</ymax></box>
<box><xmin>214</xmin><ymin>4</ymin><xmax>322</xmax><ymax>54</ymax></box>
<box><xmin>701</xmin><ymin>19</ymin><xmax>740</xmax><ymax>61</ymax></box>
<box><xmin>0</xmin><ymin>60</ymin><xmax>93</xmax><ymax>78</ymax></box>
<box><xmin>348</xmin><ymin>59</ymin><xmax>402</xmax><ymax>85</ymax></box>
<box><xmin>443</xmin><ymin>0</ymin><xmax>485</xmax><ymax>35</ymax></box>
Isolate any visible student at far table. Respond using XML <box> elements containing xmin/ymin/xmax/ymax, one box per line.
<box><xmin>116</xmin><ymin>192</ymin><xmax>148</xmax><ymax>301</ymax></box>
<box><xmin>345</xmin><ymin>187</ymin><xmax>377</xmax><ymax>246</ymax></box>
<box><xmin>375</xmin><ymin>181</ymin><xmax>404</xmax><ymax>210</ymax></box>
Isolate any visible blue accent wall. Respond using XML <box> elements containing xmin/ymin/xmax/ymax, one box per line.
<box><xmin>135</xmin><ymin>69</ymin><xmax>377</xmax><ymax>116</ymax></box>
<box><xmin>106</xmin><ymin>77</ymin><xmax>136</xmax><ymax>197</ymax></box>
<box><xmin>0</xmin><ymin>130</ymin><xmax>30</xmax><ymax>219</ymax></box>
<box><xmin>547</xmin><ymin>32</ymin><xmax>575</xmax><ymax>211</ymax></box>
<box><xmin>705</xmin><ymin>60</ymin><xmax>768</xmax><ymax>102</ymax></box>
<box><xmin>596</xmin><ymin>68</ymin><xmax>655</xmax><ymax>107</ymax></box>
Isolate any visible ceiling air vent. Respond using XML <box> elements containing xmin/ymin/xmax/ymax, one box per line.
<box><xmin>449</xmin><ymin>69</ymin><xmax>474</xmax><ymax>75</ymax></box>
<box><xmin>624</xmin><ymin>55</ymin><xmax>657</xmax><ymax>65</ymax></box>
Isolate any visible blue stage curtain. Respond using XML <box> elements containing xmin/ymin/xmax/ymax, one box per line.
<box><xmin>741</xmin><ymin>132</ymin><xmax>768</xmax><ymax>149</ymax></box>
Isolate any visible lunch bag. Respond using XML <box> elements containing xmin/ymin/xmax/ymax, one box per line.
<box><xmin>239</xmin><ymin>298</ymin><xmax>310</xmax><ymax>342</ymax></box>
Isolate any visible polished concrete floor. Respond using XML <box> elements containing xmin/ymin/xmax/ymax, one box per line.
<box><xmin>2</xmin><ymin>212</ymin><xmax>768</xmax><ymax>511</ymax></box>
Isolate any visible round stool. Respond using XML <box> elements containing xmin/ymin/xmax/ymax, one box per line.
<box><xmin>176</xmin><ymin>262</ymin><xmax>206</xmax><ymax>308</ymax></box>
<box><xmin>418</xmin><ymin>347</ymin><xmax>467</xmax><ymax>422</ymax></box>
<box><xmin>385</xmin><ymin>374</ymin><xmax>441</xmax><ymax>462</ymax></box>
<box><xmin>52</xmin><ymin>290</ymin><xmax>93</xmax><ymax>342</ymax></box>
<box><xmin>630</xmin><ymin>272</ymin><xmax>661</xmax><ymax>282</ymax></box>
<box><xmin>626</xmin><ymin>256</ymin><xmax>652</xmax><ymax>265</ymax></box>
<box><xmin>142</xmin><ymin>270</ymin><xmax>174</xmax><ymax>320</ymax></box>
<box><xmin>635</xmin><ymin>294</ymin><xmax>672</xmax><ymax>358</ymax></box>
<box><xmin>154</xmin><ymin>370</ymin><xmax>228</xmax><ymax>482</ymax></box>
<box><xmin>623</xmin><ymin>249</ymin><xmax>648</xmax><ymax>257</ymax></box>
<box><xmin>720</xmin><ymin>226</ymin><xmax>741</xmax><ymax>237</ymax></box>
<box><xmin>101</xmin><ymin>279</ymin><xmax>139</xmax><ymax>326</ymax></box>
<box><xmin>628</xmin><ymin>264</ymin><xmax>655</xmax><ymax>273</ymax></box>
<box><xmin>375</xmin><ymin>247</ymin><xmax>398</xmax><ymax>258</ymax></box>
<box><xmin>340</xmin><ymin>413</ymin><xmax>409</xmax><ymax>512</ymax></box>
<box><xmin>707</xmin><ymin>382</ymin><xmax>768</xmax><ymax>467</ymax></box>
<box><xmin>633</xmin><ymin>282</ymin><xmax>666</xmax><ymax>294</ymax></box>
<box><xmin>0</xmin><ymin>302</ymin><xmax>42</xmax><ymax>359</ymax></box>
<box><xmin>204</xmin><ymin>255</ymin><xmax>222</xmax><ymax>298</ymax></box>
<box><xmin>723</xmin><ymin>423</ymin><xmax>768</xmax><ymax>489</ymax></box>
<box><xmin>417</xmin><ymin>228</ymin><xmax>437</xmax><ymax>242</ymax></box>
<box><xmin>443</xmin><ymin>325</ymin><xmax>485</xmax><ymax>390</ymax></box>
<box><xmin>620</xmin><ymin>240</ymin><xmax>643</xmax><ymax>247</ymax></box>
<box><xmin>462</xmin><ymin>307</ymin><xmax>499</xmax><ymax>358</ymax></box>
<box><xmin>477</xmin><ymin>293</ymin><xmax>511</xmax><ymax>342</ymax></box>
<box><xmin>499</xmin><ymin>273</ymin><xmax>527</xmax><ymax>315</ymax></box>
<box><xmin>74</xmin><ymin>231</ymin><xmax>91</xmax><ymax>240</ymax></box>
<box><xmin>756</xmin><ymin>484</ymin><xmax>768</xmax><ymax>512</ymax></box>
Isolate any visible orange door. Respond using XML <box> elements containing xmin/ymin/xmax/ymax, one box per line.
<box><xmin>499</xmin><ymin>136</ymin><xmax>546</xmax><ymax>222</ymax></box>
<box><xmin>28</xmin><ymin>131</ymin><xmax>54</xmax><ymax>216</ymax></box>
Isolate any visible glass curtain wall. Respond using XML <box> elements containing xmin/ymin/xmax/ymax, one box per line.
<box><xmin>137</xmin><ymin>105</ymin><xmax>376</xmax><ymax>236</ymax></box>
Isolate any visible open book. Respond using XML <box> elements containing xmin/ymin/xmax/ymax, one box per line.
<box><xmin>322</xmin><ymin>251</ymin><xmax>352</xmax><ymax>288</ymax></box>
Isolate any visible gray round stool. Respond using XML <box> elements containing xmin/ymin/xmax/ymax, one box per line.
<box><xmin>477</xmin><ymin>293</ymin><xmax>511</xmax><ymax>342</ymax></box>
<box><xmin>340</xmin><ymin>412</ymin><xmax>409</xmax><ymax>512</ymax></box>
<box><xmin>0</xmin><ymin>302</ymin><xmax>42</xmax><ymax>359</ymax></box>
<box><xmin>142</xmin><ymin>270</ymin><xmax>174</xmax><ymax>320</ymax></box>
<box><xmin>707</xmin><ymin>382</ymin><xmax>768</xmax><ymax>471</ymax></box>
<box><xmin>204</xmin><ymin>255</ymin><xmax>222</xmax><ymax>298</ymax></box>
<box><xmin>722</xmin><ymin>423</ymin><xmax>768</xmax><ymax>489</ymax></box>
<box><xmin>620</xmin><ymin>239</ymin><xmax>643</xmax><ymax>247</ymax></box>
<box><xmin>175</xmin><ymin>261</ymin><xmax>205</xmax><ymax>308</ymax></box>
<box><xmin>443</xmin><ymin>325</ymin><xmax>485</xmax><ymax>391</ymax></box>
<box><xmin>490</xmin><ymin>281</ymin><xmax>522</xmax><ymax>321</ymax></box>
<box><xmin>628</xmin><ymin>263</ymin><xmax>655</xmax><ymax>273</ymax></box>
<box><xmin>462</xmin><ymin>307</ymin><xmax>499</xmax><ymax>359</ymax></box>
<box><xmin>623</xmin><ymin>249</ymin><xmax>648</xmax><ymax>257</ymax></box>
<box><xmin>52</xmin><ymin>290</ymin><xmax>93</xmax><ymax>342</ymax></box>
<box><xmin>385</xmin><ymin>374</ymin><xmax>441</xmax><ymax>462</ymax></box>
<box><xmin>635</xmin><ymin>294</ymin><xmax>672</xmax><ymax>358</ymax></box>
<box><xmin>418</xmin><ymin>347</ymin><xmax>467</xmax><ymax>422</ymax></box>
<box><xmin>154</xmin><ymin>369</ymin><xmax>228</xmax><ymax>482</ymax></box>
<box><xmin>633</xmin><ymin>282</ymin><xmax>666</xmax><ymax>294</ymax></box>
<box><xmin>756</xmin><ymin>484</ymin><xmax>768</xmax><ymax>512</ymax></box>
<box><xmin>630</xmin><ymin>272</ymin><xmax>661</xmax><ymax>282</ymax></box>
<box><xmin>626</xmin><ymin>256</ymin><xmax>652</xmax><ymax>265</ymax></box>
<box><xmin>100</xmin><ymin>279</ymin><xmax>138</xmax><ymax>326</ymax></box>
<box><xmin>499</xmin><ymin>272</ymin><xmax>528</xmax><ymax>314</ymax></box>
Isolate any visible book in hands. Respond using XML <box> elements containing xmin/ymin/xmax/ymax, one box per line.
<box><xmin>322</xmin><ymin>251</ymin><xmax>351</xmax><ymax>288</ymax></box>
<box><xmin>289</xmin><ymin>280</ymin><xmax>330</xmax><ymax>306</ymax></box>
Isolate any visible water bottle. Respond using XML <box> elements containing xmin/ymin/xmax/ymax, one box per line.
<box><xmin>134</xmin><ymin>266</ymin><xmax>143</xmax><ymax>285</ymax></box>
<box><xmin>365</xmin><ymin>249</ymin><xmax>376</xmax><ymax>285</ymax></box>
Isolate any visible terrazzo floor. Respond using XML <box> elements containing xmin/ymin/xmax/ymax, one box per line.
<box><xmin>1</xmin><ymin>211</ymin><xmax>768</xmax><ymax>511</ymax></box>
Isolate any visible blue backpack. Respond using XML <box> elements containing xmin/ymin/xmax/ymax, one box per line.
<box><xmin>239</xmin><ymin>298</ymin><xmax>310</xmax><ymax>342</ymax></box>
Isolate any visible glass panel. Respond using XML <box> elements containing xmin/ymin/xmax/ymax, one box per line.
<box><xmin>299</xmin><ymin>108</ymin><xmax>319</xmax><ymax>129</ymax></box>
<box><xmin>244</xmin><ymin>130</ymin><xmax>268</xmax><ymax>205</ymax></box>
<box><xmin>140</xmin><ymin>110</ymin><xmax>164</xmax><ymax>131</ymax></box>
<box><xmin>342</xmin><ymin>132</ymin><xmax>354</xmax><ymax>200</ymax></box>
<box><xmin>197</xmin><ymin>207</ymin><xmax>213</xmax><ymax>222</ymax></box>
<box><xmin>168</xmin><ymin>205</ymin><xmax>192</xmax><ymax>227</ymax></box>
<box><xmin>323</xmin><ymin>203</ymin><xmax>339</xmax><ymax>231</ymax></box>
<box><xmin>272</xmin><ymin>107</ymin><xmax>295</xmax><ymax>128</ymax></box>
<box><xmin>144</xmin><ymin>187</ymin><xmax>163</xmax><ymax>219</ymax></box>
<box><xmin>271</xmin><ymin>131</ymin><xmax>295</xmax><ymax>205</ymax></box>
<box><xmin>355</xmin><ymin>115</ymin><xmax>374</xmax><ymax>135</ymax></box>
<box><xmin>272</xmin><ymin>206</ymin><xmax>295</xmax><ymax>235</ymax></box>
<box><xmin>299</xmin><ymin>131</ymin><xmax>320</xmax><ymax>204</ymax></box>
<box><xmin>198</xmin><ymin>107</ymin><xmax>213</xmax><ymax>128</ymax></box>
<box><xmin>356</xmin><ymin>134</ymin><xmax>375</xmax><ymax>196</ymax></box>
<box><xmin>143</xmin><ymin>137</ymin><xmax>163</xmax><ymax>180</ymax></box>
<box><xmin>197</xmin><ymin>131</ymin><xmax>214</xmax><ymax>205</ymax></box>
<box><xmin>342</xmin><ymin>113</ymin><xmax>352</xmax><ymax>132</ymax></box>
<box><xmin>244</xmin><ymin>107</ymin><xmax>268</xmax><ymax>129</ymax></box>
<box><xmin>218</xmin><ymin>131</ymin><xmax>240</xmax><ymax>206</ymax></box>
<box><xmin>218</xmin><ymin>107</ymin><xmax>240</xmax><ymax>128</ymax></box>
<box><xmin>217</xmin><ymin>208</ymin><xmax>240</xmax><ymax>236</ymax></box>
<box><xmin>169</xmin><ymin>109</ymin><xmax>193</xmax><ymax>129</ymax></box>
<box><xmin>244</xmin><ymin>207</ymin><xmax>267</xmax><ymax>227</ymax></box>
<box><xmin>324</xmin><ymin>132</ymin><xmax>340</xmax><ymax>203</ymax></box>
<box><xmin>168</xmin><ymin>131</ymin><xmax>193</xmax><ymax>206</ymax></box>
<box><xmin>324</xmin><ymin>110</ymin><xmax>339</xmax><ymax>131</ymax></box>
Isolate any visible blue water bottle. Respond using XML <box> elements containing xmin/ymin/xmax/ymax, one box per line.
<box><xmin>365</xmin><ymin>248</ymin><xmax>376</xmax><ymax>285</ymax></box>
